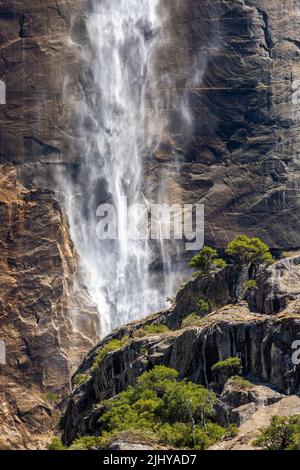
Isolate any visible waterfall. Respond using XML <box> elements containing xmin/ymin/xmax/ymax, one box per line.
<box><xmin>61</xmin><ymin>0</ymin><xmax>183</xmax><ymax>337</ymax></box>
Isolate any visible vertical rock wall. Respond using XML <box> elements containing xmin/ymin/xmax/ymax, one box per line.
<box><xmin>0</xmin><ymin>0</ymin><xmax>99</xmax><ymax>449</ymax></box>
<box><xmin>149</xmin><ymin>0</ymin><xmax>300</xmax><ymax>249</ymax></box>
<box><xmin>1</xmin><ymin>0</ymin><xmax>300</xmax><ymax>448</ymax></box>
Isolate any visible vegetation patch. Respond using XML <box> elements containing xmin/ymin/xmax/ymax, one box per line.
<box><xmin>189</xmin><ymin>246</ymin><xmax>227</xmax><ymax>277</ymax></box>
<box><xmin>48</xmin><ymin>437</ymin><xmax>67</xmax><ymax>450</ymax></box>
<box><xmin>229</xmin><ymin>376</ymin><xmax>254</xmax><ymax>392</ymax></box>
<box><xmin>73</xmin><ymin>373</ymin><xmax>90</xmax><ymax>386</ymax></box>
<box><xmin>158</xmin><ymin>421</ymin><xmax>225</xmax><ymax>449</ymax></box>
<box><xmin>42</xmin><ymin>392</ymin><xmax>59</xmax><ymax>404</ymax></box>
<box><xmin>181</xmin><ymin>299</ymin><xmax>210</xmax><ymax>328</ymax></box>
<box><xmin>64</xmin><ymin>366</ymin><xmax>235</xmax><ymax>450</ymax></box>
<box><xmin>225</xmin><ymin>424</ymin><xmax>239</xmax><ymax>438</ymax></box>
<box><xmin>181</xmin><ymin>313</ymin><xmax>203</xmax><ymax>328</ymax></box>
<box><xmin>92</xmin><ymin>336</ymin><xmax>130</xmax><ymax>371</ymax></box>
<box><xmin>196</xmin><ymin>299</ymin><xmax>210</xmax><ymax>315</ymax></box>
<box><xmin>282</xmin><ymin>251</ymin><xmax>297</xmax><ymax>259</ymax></box>
<box><xmin>253</xmin><ymin>415</ymin><xmax>300</xmax><ymax>450</ymax></box>
<box><xmin>69</xmin><ymin>436</ymin><xmax>109</xmax><ymax>450</ymax></box>
<box><xmin>243</xmin><ymin>279</ymin><xmax>257</xmax><ymax>292</ymax></box>
<box><xmin>211</xmin><ymin>357</ymin><xmax>242</xmax><ymax>377</ymax></box>
<box><xmin>134</xmin><ymin>324</ymin><xmax>170</xmax><ymax>337</ymax></box>
<box><xmin>139</xmin><ymin>347</ymin><xmax>148</xmax><ymax>355</ymax></box>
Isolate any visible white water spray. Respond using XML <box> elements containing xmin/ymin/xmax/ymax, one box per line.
<box><xmin>61</xmin><ymin>0</ymin><xmax>184</xmax><ymax>337</ymax></box>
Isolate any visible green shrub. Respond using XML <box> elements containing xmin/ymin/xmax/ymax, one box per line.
<box><xmin>92</xmin><ymin>336</ymin><xmax>130</xmax><ymax>370</ymax></box>
<box><xmin>47</xmin><ymin>437</ymin><xmax>67</xmax><ymax>450</ymax></box>
<box><xmin>211</xmin><ymin>357</ymin><xmax>242</xmax><ymax>377</ymax></box>
<box><xmin>225</xmin><ymin>424</ymin><xmax>239</xmax><ymax>438</ymax></box>
<box><xmin>136</xmin><ymin>365</ymin><xmax>179</xmax><ymax>389</ymax></box>
<box><xmin>94</xmin><ymin>366</ymin><xmax>226</xmax><ymax>450</ymax></box>
<box><xmin>226</xmin><ymin>235</ymin><xmax>273</xmax><ymax>266</ymax></box>
<box><xmin>196</xmin><ymin>299</ymin><xmax>210</xmax><ymax>315</ymax></box>
<box><xmin>134</xmin><ymin>324</ymin><xmax>170</xmax><ymax>337</ymax></box>
<box><xmin>64</xmin><ymin>366</ymin><xmax>235</xmax><ymax>450</ymax></box>
<box><xmin>229</xmin><ymin>376</ymin><xmax>254</xmax><ymax>392</ymax></box>
<box><xmin>243</xmin><ymin>279</ymin><xmax>257</xmax><ymax>292</ymax></box>
<box><xmin>69</xmin><ymin>436</ymin><xmax>108</xmax><ymax>450</ymax></box>
<box><xmin>158</xmin><ymin>422</ymin><xmax>194</xmax><ymax>448</ymax></box>
<box><xmin>182</xmin><ymin>313</ymin><xmax>203</xmax><ymax>328</ymax></box>
<box><xmin>189</xmin><ymin>246</ymin><xmax>227</xmax><ymax>277</ymax></box>
<box><xmin>195</xmin><ymin>422</ymin><xmax>226</xmax><ymax>450</ymax></box>
<box><xmin>43</xmin><ymin>392</ymin><xmax>59</xmax><ymax>403</ymax></box>
<box><xmin>158</xmin><ymin>422</ymin><xmax>225</xmax><ymax>450</ymax></box>
<box><xmin>253</xmin><ymin>415</ymin><xmax>300</xmax><ymax>450</ymax></box>
<box><xmin>73</xmin><ymin>373</ymin><xmax>89</xmax><ymax>386</ymax></box>
<box><xmin>161</xmin><ymin>379</ymin><xmax>217</xmax><ymax>427</ymax></box>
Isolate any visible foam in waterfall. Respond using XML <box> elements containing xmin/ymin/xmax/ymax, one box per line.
<box><xmin>61</xmin><ymin>0</ymin><xmax>183</xmax><ymax>337</ymax></box>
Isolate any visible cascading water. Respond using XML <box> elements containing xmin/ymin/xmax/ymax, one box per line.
<box><xmin>61</xmin><ymin>0</ymin><xmax>182</xmax><ymax>337</ymax></box>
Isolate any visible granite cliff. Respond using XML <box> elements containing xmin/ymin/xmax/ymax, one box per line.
<box><xmin>1</xmin><ymin>0</ymin><xmax>300</xmax><ymax>450</ymax></box>
<box><xmin>0</xmin><ymin>165</ymin><xmax>99</xmax><ymax>449</ymax></box>
<box><xmin>61</xmin><ymin>254</ymin><xmax>300</xmax><ymax>448</ymax></box>
<box><xmin>149</xmin><ymin>0</ymin><xmax>300</xmax><ymax>249</ymax></box>
<box><xmin>1</xmin><ymin>0</ymin><xmax>300</xmax><ymax>248</ymax></box>
<box><xmin>0</xmin><ymin>0</ymin><xmax>99</xmax><ymax>448</ymax></box>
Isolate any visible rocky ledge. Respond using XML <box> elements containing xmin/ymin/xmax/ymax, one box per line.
<box><xmin>62</xmin><ymin>253</ymin><xmax>300</xmax><ymax>447</ymax></box>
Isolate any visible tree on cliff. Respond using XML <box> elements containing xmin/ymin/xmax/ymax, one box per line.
<box><xmin>253</xmin><ymin>415</ymin><xmax>300</xmax><ymax>450</ymax></box>
<box><xmin>225</xmin><ymin>235</ymin><xmax>273</xmax><ymax>266</ymax></box>
<box><xmin>189</xmin><ymin>246</ymin><xmax>227</xmax><ymax>276</ymax></box>
<box><xmin>62</xmin><ymin>366</ymin><xmax>229</xmax><ymax>450</ymax></box>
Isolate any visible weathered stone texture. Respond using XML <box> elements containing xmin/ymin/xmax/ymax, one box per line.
<box><xmin>2</xmin><ymin>0</ymin><xmax>300</xmax><ymax>449</ymax></box>
<box><xmin>0</xmin><ymin>0</ymin><xmax>101</xmax><ymax>449</ymax></box>
<box><xmin>0</xmin><ymin>165</ymin><xmax>99</xmax><ymax>449</ymax></box>
<box><xmin>149</xmin><ymin>0</ymin><xmax>300</xmax><ymax>249</ymax></box>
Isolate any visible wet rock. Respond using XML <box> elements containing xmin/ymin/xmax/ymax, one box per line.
<box><xmin>2</xmin><ymin>0</ymin><xmax>300</xmax><ymax>252</ymax></box>
<box><xmin>0</xmin><ymin>165</ymin><xmax>99</xmax><ymax>449</ymax></box>
<box><xmin>150</xmin><ymin>0</ymin><xmax>300</xmax><ymax>250</ymax></box>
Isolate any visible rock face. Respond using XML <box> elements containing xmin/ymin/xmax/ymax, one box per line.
<box><xmin>1</xmin><ymin>0</ymin><xmax>300</xmax><ymax>450</ymax></box>
<box><xmin>165</xmin><ymin>252</ymin><xmax>300</xmax><ymax>326</ymax></box>
<box><xmin>62</xmin><ymin>312</ymin><xmax>300</xmax><ymax>444</ymax></box>
<box><xmin>62</xmin><ymin>251</ymin><xmax>300</xmax><ymax>444</ymax></box>
<box><xmin>0</xmin><ymin>0</ymin><xmax>101</xmax><ymax>449</ymax></box>
<box><xmin>219</xmin><ymin>377</ymin><xmax>284</xmax><ymax>426</ymax></box>
<box><xmin>254</xmin><ymin>252</ymin><xmax>300</xmax><ymax>313</ymax></box>
<box><xmin>149</xmin><ymin>0</ymin><xmax>300</xmax><ymax>249</ymax></box>
<box><xmin>0</xmin><ymin>166</ymin><xmax>99</xmax><ymax>449</ymax></box>
<box><xmin>211</xmin><ymin>395</ymin><xmax>300</xmax><ymax>450</ymax></box>
<box><xmin>0</xmin><ymin>0</ymin><xmax>84</xmax><ymax>173</ymax></box>
<box><xmin>2</xmin><ymin>0</ymin><xmax>299</xmax><ymax>249</ymax></box>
